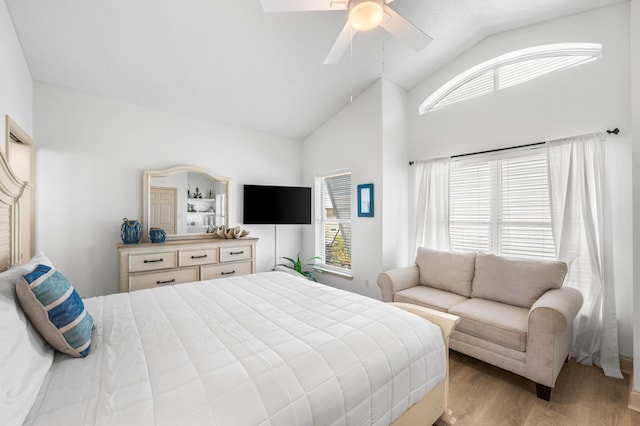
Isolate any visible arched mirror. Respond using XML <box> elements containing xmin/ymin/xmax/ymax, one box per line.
<box><xmin>142</xmin><ymin>166</ymin><xmax>230</xmax><ymax>240</ymax></box>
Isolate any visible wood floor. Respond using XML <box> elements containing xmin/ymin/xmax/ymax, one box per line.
<box><xmin>445</xmin><ymin>350</ymin><xmax>640</xmax><ymax>426</ymax></box>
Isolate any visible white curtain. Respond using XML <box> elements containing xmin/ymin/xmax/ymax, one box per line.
<box><xmin>410</xmin><ymin>158</ymin><xmax>450</xmax><ymax>259</ymax></box>
<box><xmin>547</xmin><ymin>133</ymin><xmax>622</xmax><ymax>378</ymax></box>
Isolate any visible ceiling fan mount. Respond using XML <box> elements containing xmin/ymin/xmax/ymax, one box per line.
<box><xmin>260</xmin><ymin>0</ymin><xmax>433</xmax><ymax>64</ymax></box>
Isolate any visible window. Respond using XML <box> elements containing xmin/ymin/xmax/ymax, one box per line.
<box><xmin>316</xmin><ymin>172</ymin><xmax>352</xmax><ymax>273</ymax></box>
<box><xmin>419</xmin><ymin>43</ymin><xmax>602</xmax><ymax>113</ymax></box>
<box><xmin>449</xmin><ymin>149</ymin><xmax>555</xmax><ymax>260</ymax></box>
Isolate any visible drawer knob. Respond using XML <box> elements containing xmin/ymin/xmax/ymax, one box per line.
<box><xmin>229</xmin><ymin>251</ymin><xmax>244</xmax><ymax>255</ymax></box>
<box><xmin>156</xmin><ymin>278</ymin><xmax>176</xmax><ymax>285</ymax></box>
<box><xmin>221</xmin><ymin>270</ymin><xmax>236</xmax><ymax>276</ymax></box>
<box><xmin>144</xmin><ymin>258</ymin><xmax>164</xmax><ymax>264</ymax></box>
<box><xmin>191</xmin><ymin>254</ymin><xmax>208</xmax><ymax>259</ymax></box>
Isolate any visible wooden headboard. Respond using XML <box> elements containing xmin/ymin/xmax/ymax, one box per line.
<box><xmin>0</xmin><ymin>149</ymin><xmax>29</xmax><ymax>271</ymax></box>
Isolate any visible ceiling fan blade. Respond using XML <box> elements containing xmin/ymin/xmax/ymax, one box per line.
<box><xmin>381</xmin><ymin>5</ymin><xmax>432</xmax><ymax>52</ymax></box>
<box><xmin>260</xmin><ymin>0</ymin><xmax>347</xmax><ymax>12</ymax></box>
<box><xmin>323</xmin><ymin>21</ymin><xmax>354</xmax><ymax>64</ymax></box>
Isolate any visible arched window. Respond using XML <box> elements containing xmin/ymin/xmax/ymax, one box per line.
<box><xmin>419</xmin><ymin>43</ymin><xmax>602</xmax><ymax>114</ymax></box>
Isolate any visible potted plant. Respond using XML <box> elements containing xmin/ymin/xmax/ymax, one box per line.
<box><xmin>278</xmin><ymin>253</ymin><xmax>320</xmax><ymax>281</ymax></box>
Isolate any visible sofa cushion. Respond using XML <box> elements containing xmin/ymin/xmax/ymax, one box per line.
<box><xmin>449</xmin><ymin>298</ymin><xmax>529</xmax><ymax>352</ymax></box>
<box><xmin>394</xmin><ymin>286</ymin><xmax>468</xmax><ymax>313</ymax></box>
<box><xmin>415</xmin><ymin>247</ymin><xmax>476</xmax><ymax>297</ymax></box>
<box><xmin>471</xmin><ymin>253</ymin><xmax>567</xmax><ymax>308</ymax></box>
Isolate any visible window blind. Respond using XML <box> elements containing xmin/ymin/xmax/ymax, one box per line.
<box><xmin>319</xmin><ymin>173</ymin><xmax>352</xmax><ymax>271</ymax></box>
<box><xmin>498</xmin><ymin>55</ymin><xmax>597</xmax><ymax>90</ymax></box>
<box><xmin>449</xmin><ymin>150</ymin><xmax>555</xmax><ymax>260</ymax></box>
<box><xmin>421</xmin><ymin>44</ymin><xmax>602</xmax><ymax>113</ymax></box>
<box><xmin>435</xmin><ymin>71</ymin><xmax>493</xmax><ymax>109</ymax></box>
<box><xmin>449</xmin><ymin>161</ymin><xmax>491</xmax><ymax>252</ymax></box>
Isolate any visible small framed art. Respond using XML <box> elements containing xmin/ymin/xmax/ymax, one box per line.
<box><xmin>357</xmin><ymin>183</ymin><xmax>374</xmax><ymax>217</ymax></box>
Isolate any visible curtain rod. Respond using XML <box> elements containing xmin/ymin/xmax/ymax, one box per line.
<box><xmin>408</xmin><ymin>128</ymin><xmax>620</xmax><ymax>165</ymax></box>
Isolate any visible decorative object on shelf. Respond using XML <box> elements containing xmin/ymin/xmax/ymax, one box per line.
<box><xmin>208</xmin><ymin>189</ymin><xmax>212</xmax><ymax>199</ymax></box>
<box><xmin>187</xmin><ymin>203</ymin><xmax>196</xmax><ymax>212</ymax></box>
<box><xmin>278</xmin><ymin>253</ymin><xmax>321</xmax><ymax>281</ymax></box>
<box><xmin>212</xmin><ymin>225</ymin><xmax>224</xmax><ymax>237</ymax></box>
<box><xmin>121</xmin><ymin>218</ymin><xmax>142</xmax><ymax>244</ymax></box>
<box><xmin>193</xmin><ymin>186</ymin><xmax>202</xmax><ymax>198</ymax></box>
<box><xmin>207</xmin><ymin>225</ymin><xmax>250</xmax><ymax>239</ymax></box>
<box><xmin>149</xmin><ymin>228</ymin><xmax>167</xmax><ymax>244</ymax></box>
<box><xmin>187</xmin><ymin>189</ymin><xmax>190</xmax><ymax>198</ymax></box>
<box><xmin>234</xmin><ymin>226</ymin><xmax>250</xmax><ymax>238</ymax></box>
<box><xmin>357</xmin><ymin>183</ymin><xmax>374</xmax><ymax>217</ymax></box>
<box><xmin>224</xmin><ymin>227</ymin><xmax>237</xmax><ymax>239</ymax></box>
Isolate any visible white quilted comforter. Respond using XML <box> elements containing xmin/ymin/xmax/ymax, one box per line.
<box><xmin>25</xmin><ymin>272</ymin><xmax>446</xmax><ymax>426</ymax></box>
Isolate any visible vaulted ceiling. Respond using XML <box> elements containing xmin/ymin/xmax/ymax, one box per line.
<box><xmin>5</xmin><ymin>0</ymin><xmax>624</xmax><ymax>140</ymax></box>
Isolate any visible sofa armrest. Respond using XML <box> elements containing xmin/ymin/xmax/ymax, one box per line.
<box><xmin>377</xmin><ymin>265</ymin><xmax>420</xmax><ymax>302</ymax></box>
<box><xmin>526</xmin><ymin>287</ymin><xmax>583</xmax><ymax>387</ymax></box>
<box><xmin>528</xmin><ymin>287</ymin><xmax>583</xmax><ymax>334</ymax></box>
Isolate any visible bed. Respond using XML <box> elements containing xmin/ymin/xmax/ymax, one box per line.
<box><xmin>0</xmin><ymin>150</ymin><xmax>457</xmax><ymax>425</ymax></box>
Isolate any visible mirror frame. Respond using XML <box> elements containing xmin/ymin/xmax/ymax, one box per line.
<box><xmin>142</xmin><ymin>165</ymin><xmax>231</xmax><ymax>241</ymax></box>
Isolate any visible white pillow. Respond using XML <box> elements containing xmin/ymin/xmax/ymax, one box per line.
<box><xmin>0</xmin><ymin>253</ymin><xmax>55</xmax><ymax>426</ymax></box>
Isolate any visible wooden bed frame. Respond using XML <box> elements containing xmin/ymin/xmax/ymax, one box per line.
<box><xmin>0</xmin><ymin>142</ymin><xmax>458</xmax><ymax>425</ymax></box>
<box><xmin>391</xmin><ymin>303</ymin><xmax>459</xmax><ymax>426</ymax></box>
<box><xmin>0</xmin><ymin>145</ymin><xmax>30</xmax><ymax>271</ymax></box>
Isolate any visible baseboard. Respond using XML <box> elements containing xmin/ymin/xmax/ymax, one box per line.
<box><xmin>629</xmin><ymin>376</ymin><xmax>640</xmax><ymax>412</ymax></box>
<box><xmin>621</xmin><ymin>357</ymin><xmax>633</xmax><ymax>375</ymax></box>
<box><xmin>625</xmin><ymin>357</ymin><xmax>640</xmax><ymax>413</ymax></box>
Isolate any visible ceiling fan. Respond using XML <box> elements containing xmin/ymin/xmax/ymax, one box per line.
<box><xmin>260</xmin><ymin>0</ymin><xmax>433</xmax><ymax>64</ymax></box>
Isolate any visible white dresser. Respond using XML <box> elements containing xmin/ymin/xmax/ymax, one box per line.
<box><xmin>117</xmin><ymin>238</ymin><xmax>258</xmax><ymax>292</ymax></box>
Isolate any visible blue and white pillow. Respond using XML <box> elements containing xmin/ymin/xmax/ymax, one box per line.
<box><xmin>16</xmin><ymin>264</ymin><xmax>93</xmax><ymax>358</ymax></box>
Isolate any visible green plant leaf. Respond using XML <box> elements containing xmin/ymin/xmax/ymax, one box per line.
<box><xmin>302</xmin><ymin>271</ymin><xmax>317</xmax><ymax>282</ymax></box>
<box><xmin>276</xmin><ymin>263</ymin><xmax>295</xmax><ymax>270</ymax></box>
<box><xmin>279</xmin><ymin>254</ymin><xmax>319</xmax><ymax>281</ymax></box>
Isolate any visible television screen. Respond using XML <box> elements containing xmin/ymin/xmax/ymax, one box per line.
<box><xmin>243</xmin><ymin>185</ymin><xmax>312</xmax><ymax>225</ymax></box>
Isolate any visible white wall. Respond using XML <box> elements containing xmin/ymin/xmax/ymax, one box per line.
<box><xmin>407</xmin><ymin>4</ymin><xmax>634</xmax><ymax>358</ymax></box>
<box><xmin>381</xmin><ymin>80</ymin><xmax>409</xmax><ymax>270</ymax></box>
<box><xmin>0</xmin><ymin>1</ymin><xmax>32</xmax><ymax>144</ymax></box>
<box><xmin>301</xmin><ymin>79</ymin><xmax>410</xmax><ymax>299</ymax></box>
<box><xmin>631</xmin><ymin>0</ymin><xmax>640</xmax><ymax>391</ymax></box>
<box><xmin>33</xmin><ymin>83</ymin><xmax>303</xmax><ymax>297</ymax></box>
<box><xmin>302</xmin><ymin>80</ymin><xmax>384</xmax><ymax>299</ymax></box>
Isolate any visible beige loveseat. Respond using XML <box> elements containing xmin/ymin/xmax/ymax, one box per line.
<box><xmin>378</xmin><ymin>247</ymin><xmax>583</xmax><ymax>401</ymax></box>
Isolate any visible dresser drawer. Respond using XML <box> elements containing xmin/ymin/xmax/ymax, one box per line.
<box><xmin>219</xmin><ymin>245</ymin><xmax>252</xmax><ymax>262</ymax></box>
<box><xmin>129</xmin><ymin>267</ymin><xmax>199</xmax><ymax>291</ymax></box>
<box><xmin>201</xmin><ymin>261</ymin><xmax>253</xmax><ymax>280</ymax></box>
<box><xmin>118</xmin><ymin>238</ymin><xmax>258</xmax><ymax>293</ymax></box>
<box><xmin>179</xmin><ymin>248</ymin><xmax>218</xmax><ymax>267</ymax></box>
<box><xmin>129</xmin><ymin>250</ymin><xmax>177</xmax><ymax>272</ymax></box>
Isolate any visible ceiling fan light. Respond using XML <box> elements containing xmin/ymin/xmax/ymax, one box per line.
<box><xmin>349</xmin><ymin>0</ymin><xmax>384</xmax><ymax>32</ymax></box>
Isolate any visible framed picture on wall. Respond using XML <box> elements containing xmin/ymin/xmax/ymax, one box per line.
<box><xmin>357</xmin><ymin>183</ymin><xmax>374</xmax><ymax>217</ymax></box>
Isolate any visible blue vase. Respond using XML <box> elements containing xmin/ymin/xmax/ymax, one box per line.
<box><xmin>149</xmin><ymin>228</ymin><xmax>166</xmax><ymax>244</ymax></box>
<box><xmin>121</xmin><ymin>218</ymin><xmax>142</xmax><ymax>244</ymax></box>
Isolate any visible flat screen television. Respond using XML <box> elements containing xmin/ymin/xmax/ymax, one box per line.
<box><xmin>243</xmin><ymin>185</ymin><xmax>312</xmax><ymax>225</ymax></box>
